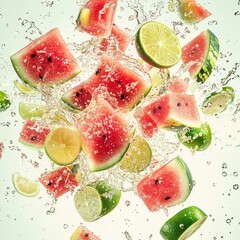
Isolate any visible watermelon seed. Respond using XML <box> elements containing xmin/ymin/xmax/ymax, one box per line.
<box><xmin>177</xmin><ymin>103</ymin><xmax>181</xmax><ymax>107</ymax></box>
<box><xmin>85</xmin><ymin>233</ymin><xmax>89</xmax><ymax>238</ymax></box>
<box><xmin>95</xmin><ymin>68</ymin><xmax>101</xmax><ymax>75</ymax></box>
<box><xmin>158</xmin><ymin>105</ymin><xmax>162</xmax><ymax>110</ymax></box>
<box><xmin>153</xmin><ymin>107</ymin><xmax>157</xmax><ymax>114</ymax></box>
<box><xmin>31</xmin><ymin>53</ymin><xmax>36</xmax><ymax>58</ymax></box>
<box><xmin>39</xmin><ymin>75</ymin><xmax>43</xmax><ymax>80</ymax></box>
<box><xmin>31</xmin><ymin>136</ymin><xmax>37</xmax><ymax>141</ymax></box>
<box><xmin>165</xmin><ymin>196</ymin><xmax>171</xmax><ymax>200</ymax></box>
<box><xmin>120</xmin><ymin>94</ymin><xmax>125</xmax><ymax>99</ymax></box>
<box><xmin>47</xmin><ymin>56</ymin><xmax>52</xmax><ymax>63</ymax></box>
<box><xmin>155</xmin><ymin>179</ymin><xmax>160</xmax><ymax>185</ymax></box>
<box><xmin>103</xmin><ymin>134</ymin><xmax>107</xmax><ymax>139</ymax></box>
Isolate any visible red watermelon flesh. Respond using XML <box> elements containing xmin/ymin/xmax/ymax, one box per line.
<box><xmin>11</xmin><ymin>28</ymin><xmax>81</xmax><ymax>88</ymax></box>
<box><xmin>19</xmin><ymin>119</ymin><xmax>50</xmax><ymax>148</ymax></box>
<box><xmin>137</xmin><ymin>156</ymin><xmax>193</xmax><ymax>211</ymax></box>
<box><xmin>39</xmin><ymin>167</ymin><xmax>79</xmax><ymax>198</ymax></box>
<box><xmin>167</xmin><ymin>78</ymin><xmax>188</xmax><ymax>93</ymax></box>
<box><xmin>178</xmin><ymin>0</ymin><xmax>211</xmax><ymax>24</ymax></box>
<box><xmin>70</xmin><ymin>226</ymin><xmax>101</xmax><ymax>240</ymax></box>
<box><xmin>77</xmin><ymin>98</ymin><xmax>131</xmax><ymax>172</ymax></box>
<box><xmin>99</xmin><ymin>24</ymin><xmax>131</xmax><ymax>55</ymax></box>
<box><xmin>62</xmin><ymin>55</ymin><xmax>151</xmax><ymax>112</ymax></box>
<box><xmin>77</xmin><ymin>0</ymin><xmax>118</xmax><ymax>37</ymax></box>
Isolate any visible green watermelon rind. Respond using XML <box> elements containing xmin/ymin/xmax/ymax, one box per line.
<box><xmin>18</xmin><ymin>137</ymin><xmax>44</xmax><ymax>149</ymax></box>
<box><xmin>191</xmin><ymin>29</ymin><xmax>219</xmax><ymax>82</ymax></box>
<box><xmin>10</xmin><ymin>28</ymin><xmax>81</xmax><ymax>88</ymax></box>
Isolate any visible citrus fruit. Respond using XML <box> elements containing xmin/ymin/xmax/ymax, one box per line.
<box><xmin>0</xmin><ymin>90</ymin><xmax>11</xmax><ymax>112</ymax></box>
<box><xmin>160</xmin><ymin>206</ymin><xmax>207</xmax><ymax>240</ymax></box>
<box><xmin>177</xmin><ymin>123</ymin><xmax>212</xmax><ymax>151</ymax></box>
<box><xmin>44</xmin><ymin>127</ymin><xmax>81</xmax><ymax>165</ymax></box>
<box><xmin>202</xmin><ymin>86</ymin><xmax>235</xmax><ymax>115</ymax></box>
<box><xmin>119</xmin><ymin>135</ymin><xmax>152</xmax><ymax>172</ymax></box>
<box><xmin>12</xmin><ymin>173</ymin><xmax>40</xmax><ymax>197</ymax></box>
<box><xmin>136</xmin><ymin>21</ymin><xmax>181</xmax><ymax>68</ymax></box>
<box><xmin>19</xmin><ymin>102</ymin><xmax>46</xmax><ymax>119</ymax></box>
<box><xmin>14</xmin><ymin>80</ymin><xmax>37</xmax><ymax>95</ymax></box>
<box><xmin>74</xmin><ymin>186</ymin><xmax>102</xmax><ymax>222</ymax></box>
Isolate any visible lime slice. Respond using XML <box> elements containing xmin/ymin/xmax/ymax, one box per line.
<box><xmin>202</xmin><ymin>86</ymin><xmax>235</xmax><ymax>115</ymax></box>
<box><xmin>77</xmin><ymin>8</ymin><xmax>90</xmax><ymax>26</ymax></box>
<box><xmin>119</xmin><ymin>135</ymin><xmax>152</xmax><ymax>172</ymax></box>
<box><xmin>177</xmin><ymin>123</ymin><xmax>212</xmax><ymax>151</ymax></box>
<box><xmin>12</xmin><ymin>173</ymin><xmax>40</xmax><ymax>197</ymax></box>
<box><xmin>44</xmin><ymin>127</ymin><xmax>81</xmax><ymax>165</ymax></box>
<box><xmin>74</xmin><ymin>186</ymin><xmax>102</xmax><ymax>222</ymax></box>
<box><xmin>19</xmin><ymin>102</ymin><xmax>46</xmax><ymax>119</ymax></box>
<box><xmin>160</xmin><ymin>206</ymin><xmax>207</xmax><ymax>240</ymax></box>
<box><xmin>14</xmin><ymin>80</ymin><xmax>37</xmax><ymax>95</ymax></box>
<box><xmin>136</xmin><ymin>21</ymin><xmax>181</xmax><ymax>68</ymax></box>
<box><xmin>0</xmin><ymin>90</ymin><xmax>11</xmax><ymax>112</ymax></box>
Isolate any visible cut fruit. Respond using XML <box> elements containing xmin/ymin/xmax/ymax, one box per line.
<box><xmin>119</xmin><ymin>135</ymin><xmax>152</xmax><ymax>172</ymax></box>
<box><xmin>137</xmin><ymin>156</ymin><xmax>193</xmax><ymax>211</ymax></box>
<box><xmin>178</xmin><ymin>0</ymin><xmax>212</xmax><ymax>24</ymax></box>
<box><xmin>74</xmin><ymin>186</ymin><xmax>102</xmax><ymax>222</ymax></box>
<box><xmin>160</xmin><ymin>206</ymin><xmax>207</xmax><ymax>240</ymax></box>
<box><xmin>136</xmin><ymin>21</ymin><xmax>182</xmax><ymax>68</ymax></box>
<box><xmin>12</xmin><ymin>173</ymin><xmax>40</xmax><ymax>197</ymax></box>
<box><xmin>182</xmin><ymin>29</ymin><xmax>219</xmax><ymax>82</ymax></box>
<box><xmin>177</xmin><ymin>123</ymin><xmax>212</xmax><ymax>151</ymax></box>
<box><xmin>202</xmin><ymin>86</ymin><xmax>235</xmax><ymax>115</ymax></box>
<box><xmin>19</xmin><ymin>102</ymin><xmax>46</xmax><ymax>119</ymax></box>
<box><xmin>44</xmin><ymin>127</ymin><xmax>81</xmax><ymax>165</ymax></box>
<box><xmin>14</xmin><ymin>80</ymin><xmax>37</xmax><ymax>95</ymax></box>
<box><xmin>0</xmin><ymin>90</ymin><xmax>11</xmax><ymax>112</ymax></box>
<box><xmin>70</xmin><ymin>226</ymin><xmax>101</xmax><ymax>240</ymax></box>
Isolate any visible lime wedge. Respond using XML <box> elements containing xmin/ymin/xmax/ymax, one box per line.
<box><xmin>0</xmin><ymin>90</ymin><xmax>11</xmax><ymax>112</ymax></box>
<box><xmin>202</xmin><ymin>86</ymin><xmax>235</xmax><ymax>115</ymax></box>
<box><xmin>119</xmin><ymin>135</ymin><xmax>152</xmax><ymax>172</ymax></box>
<box><xmin>160</xmin><ymin>206</ymin><xmax>207</xmax><ymax>240</ymax></box>
<box><xmin>74</xmin><ymin>186</ymin><xmax>102</xmax><ymax>222</ymax></box>
<box><xmin>136</xmin><ymin>21</ymin><xmax>181</xmax><ymax>68</ymax></box>
<box><xmin>77</xmin><ymin>8</ymin><xmax>90</xmax><ymax>27</ymax></box>
<box><xmin>12</xmin><ymin>173</ymin><xmax>40</xmax><ymax>197</ymax></box>
<box><xmin>19</xmin><ymin>102</ymin><xmax>46</xmax><ymax>119</ymax></box>
<box><xmin>44</xmin><ymin>127</ymin><xmax>81</xmax><ymax>165</ymax></box>
<box><xmin>14</xmin><ymin>80</ymin><xmax>37</xmax><ymax>95</ymax></box>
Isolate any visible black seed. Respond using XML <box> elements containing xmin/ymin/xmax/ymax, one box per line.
<box><xmin>31</xmin><ymin>136</ymin><xmax>37</xmax><ymax>141</ymax></box>
<box><xmin>76</xmin><ymin>92</ymin><xmax>80</xmax><ymax>97</ymax></box>
<box><xmin>155</xmin><ymin>179</ymin><xmax>160</xmax><ymax>185</ymax></box>
<box><xmin>158</xmin><ymin>105</ymin><xmax>162</xmax><ymax>110</ymax></box>
<box><xmin>31</xmin><ymin>53</ymin><xmax>36</xmax><ymax>58</ymax></box>
<box><xmin>47</xmin><ymin>181</ymin><xmax>52</xmax><ymax>186</ymax></box>
<box><xmin>177</xmin><ymin>103</ymin><xmax>181</xmax><ymax>107</ymax></box>
<box><xmin>120</xmin><ymin>94</ymin><xmax>125</xmax><ymax>99</ymax></box>
<box><xmin>39</xmin><ymin>75</ymin><xmax>43</xmax><ymax>80</ymax></box>
<box><xmin>85</xmin><ymin>233</ymin><xmax>89</xmax><ymax>238</ymax></box>
<box><xmin>103</xmin><ymin>134</ymin><xmax>107</xmax><ymax>139</ymax></box>
<box><xmin>165</xmin><ymin>196</ymin><xmax>171</xmax><ymax>200</ymax></box>
<box><xmin>153</xmin><ymin>107</ymin><xmax>157</xmax><ymax>114</ymax></box>
<box><xmin>47</xmin><ymin>56</ymin><xmax>52</xmax><ymax>63</ymax></box>
<box><xmin>95</xmin><ymin>68</ymin><xmax>101</xmax><ymax>75</ymax></box>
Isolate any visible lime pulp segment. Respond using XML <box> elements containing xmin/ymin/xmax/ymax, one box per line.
<box><xmin>19</xmin><ymin>102</ymin><xmax>46</xmax><ymax>119</ymax></box>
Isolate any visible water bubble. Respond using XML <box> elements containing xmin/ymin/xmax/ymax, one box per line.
<box><xmin>233</xmin><ymin>184</ymin><xmax>239</xmax><ymax>190</ymax></box>
<box><xmin>125</xmin><ymin>200</ymin><xmax>130</xmax><ymax>206</ymax></box>
<box><xmin>179</xmin><ymin>223</ymin><xmax>184</xmax><ymax>229</ymax></box>
<box><xmin>233</xmin><ymin>171</ymin><xmax>238</xmax><ymax>177</ymax></box>
<box><xmin>226</xmin><ymin>219</ymin><xmax>231</xmax><ymax>224</ymax></box>
<box><xmin>63</xmin><ymin>224</ymin><xmax>68</xmax><ymax>229</ymax></box>
<box><xmin>222</xmin><ymin>163</ymin><xmax>227</xmax><ymax>169</ymax></box>
<box><xmin>222</xmin><ymin>172</ymin><xmax>228</xmax><ymax>177</ymax></box>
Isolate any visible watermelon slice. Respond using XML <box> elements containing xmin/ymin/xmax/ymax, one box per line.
<box><xmin>77</xmin><ymin>98</ymin><xmax>132</xmax><ymax>172</ymax></box>
<box><xmin>167</xmin><ymin>78</ymin><xmax>188</xmax><ymax>93</ymax></box>
<box><xmin>11</xmin><ymin>28</ymin><xmax>81</xmax><ymax>88</ymax></box>
<box><xmin>19</xmin><ymin>119</ymin><xmax>50</xmax><ymax>148</ymax></box>
<box><xmin>70</xmin><ymin>226</ymin><xmax>101</xmax><ymax>240</ymax></box>
<box><xmin>178</xmin><ymin>0</ymin><xmax>211</xmax><ymax>24</ymax></box>
<box><xmin>62</xmin><ymin>55</ymin><xmax>151</xmax><ymax>112</ymax></box>
<box><xmin>39</xmin><ymin>166</ymin><xmax>79</xmax><ymax>198</ymax></box>
<box><xmin>137</xmin><ymin>156</ymin><xmax>193</xmax><ymax>211</ymax></box>
<box><xmin>76</xmin><ymin>0</ymin><xmax>118</xmax><ymax>37</ymax></box>
<box><xmin>182</xmin><ymin>29</ymin><xmax>219</xmax><ymax>83</ymax></box>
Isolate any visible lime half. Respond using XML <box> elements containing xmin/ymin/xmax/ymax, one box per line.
<box><xmin>19</xmin><ymin>102</ymin><xmax>46</xmax><ymax>119</ymax></box>
<box><xmin>74</xmin><ymin>186</ymin><xmax>102</xmax><ymax>222</ymax></box>
<box><xmin>136</xmin><ymin>21</ymin><xmax>181</xmax><ymax>68</ymax></box>
<box><xmin>44</xmin><ymin>127</ymin><xmax>81</xmax><ymax>165</ymax></box>
<box><xmin>202</xmin><ymin>86</ymin><xmax>235</xmax><ymax>115</ymax></box>
<box><xmin>12</xmin><ymin>173</ymin><xmax>40</xmax><ymax>197</ymax></box>
<box><xmin>160</xmin><ymin>206</ymin><xmax>207</xmax><ymax>240</ymax></box>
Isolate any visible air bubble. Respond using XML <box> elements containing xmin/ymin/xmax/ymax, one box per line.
<box><xmin>233</xmin><ymin>171</ymin><xmax>238</xmax><ymax>177</ymax></box>
<box><xmin>222</xmin><ymin>163</ymin><xmax>227</xmax><ymax>169</ymax></box>
<box><xmin>222</xmin><ymin>172</ymin><xmax>228</xmax><ymax>177</ymax></box>
<box><xmin>233</xmin><ymin>184</ymin><xmax>239</xmax><ymax>190</ymax></box>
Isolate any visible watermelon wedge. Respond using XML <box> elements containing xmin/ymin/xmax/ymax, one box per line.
<box><xmin>77</xmin><ymin>98</ymin><xmax>132</xmax><ymax>172</ymax></box>
<box><xmin>70</xmin><ymin>226</ymin><xmax>101</xmax><ymax>240</ymax></box>
<box><xmin>137</xmin><ymin>156</ymin><xmax>193</xmax><ymax>211</ymax></box>
<box><xmin>62</xmin><ymin>55</ymin><xmax>151</xmax><ymax>112</ymax></box>
<box><xmin>76</xmin><ymin>0</ymin><xmax>118</xmax><ymax>37</ymax></box>
<box><xmin>11</xmin><ymin>28</ymin><xmax>81</xmax><ymax>88</ymax></box>
<box><xmin>182</xmin><ymin>29</ymin><xmax>219</xmax><ymax>83</ymax></box>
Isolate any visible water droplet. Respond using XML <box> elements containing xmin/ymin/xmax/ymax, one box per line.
<box><xmin>233</xmin><ymin>171</ymin><xmax>238</xmax><ymax>177</ymax></box>
<box><xmin>233</xmin><ymin>184</ymin><xmax>239</xmax><ymax>190</ymax></box>
<box><xmin>226</xmin><ymin>219</ymin><xmax>231</xmax><ymax>224</ymax></box>
<box><xmin>179</xmin><ymin>223</ymin><xmax>184</xmax><ymax>229</ymax></box>
<box><xmin>222</xmin><ymin>163</ymin><xmax>227</xmax><ymax>169</ymax></box>
<box><xmin>125</xmin><ymin>200</ymin><xmax>130</xmax><ymax>206</ymax></box>
<box><xmin>63</xmin><ymin>224</ymin><xmax>68</xmax><ymax>229</ymax></box>
<box><xmin>222</xmin><ymin>172</ymin><xmax>228</xmax><ymax>177</ymax></box>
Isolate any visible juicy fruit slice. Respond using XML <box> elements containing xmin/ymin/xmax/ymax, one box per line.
<box><xmin>0</xmin><ymin>90</ymin><xmax>11</xmax><ymax>112</ymax></box>
<box><xmin>76</xmin><ymin>0</ymin><xmax>118</xmax><ymax>37</ymax></box>
<box><xmin>11</xmin><ymin>28</ymin><xmax>81</xmax><ymax>88</ymax></box>
<box><xmin>160</xmin><ymin>206</ymin><xmax>207</xmax><ymax>240</ymax></box>
<box><xmin>167</xmin><ymin>78</ymin><xmax>189</xmax><ymax>93</ymax></box>
<box><xmin>39</xmin><ymin>167</ymin><xmax>79</xmax><ymax>198</ymax></box>
<box><xmin>62</xmin><ymin>55</ymin><xmax>151</xmax><ymax>112</ymax></box>
<box><xmin>74</xmin><ymin>186</ymin><xmax>102</xmax><ymax>222</ymax></box>
<box><xmin>77</xmin><ymin>98</ymin><xmax>132</xmax><ymax>171</ymax></box>
<box><xmin>14</xmin><ymin>80</ymin><xmax>37</xmax><ymax>95</ymax></box>
<box><xmin>136</xmin><ymin>21</ymin><xmax>182</xmax><ymax>68</ymax></box>
<box><xmin>95</xmin><ymin>180</ymin><xmax>121</xmax><ymax>216</ymax></box>
<box><xmin>137</xmin><ymin>156</ymin><xmax>193</xmax><ymax>211</ymax></box>
<box><xmin>177</xmin><ymin>123</ymin><xmax>212</xmax><ymax>151</ymax></box>
<box><xmin>44</xmin><ymin>127</ymin><xmax>81</xmax><ymax>165</ymax></box>
<box><xmin>178</xmin><ymin>0</ymin><xmax>211</xmax><ymax>24</ymax></box>
<box><xmin>202</xmin><ymin>86</ymin><xmax>235</xmax><ymax>115</ymax></box>
<box><xmin>182</xmin><ymin>29</ymin><xmax>219</xmax><ymax>82</ymax></box>
<box><xmin>70</xmin><ymin>226</ymin><xmax>101</xmax><ymax>240</ymax></box>
<box><xmin>19</xmin><ymin>119</ymin><xmax>50</xmax><ymax>148</ymax></box>
<box><xmin>119</xmin><ymin>135</ymin><xmax>152</xmax><ymax>172</ymax></box>
<box><xmin>19</xmin><ymin>102</ymin><xmax>46</xmax><ymax>119</ymax></box>
<box><xmin>12</xmin><ymin>173</ymin><xmax>40</xmax><ymax>197</ymax></box>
